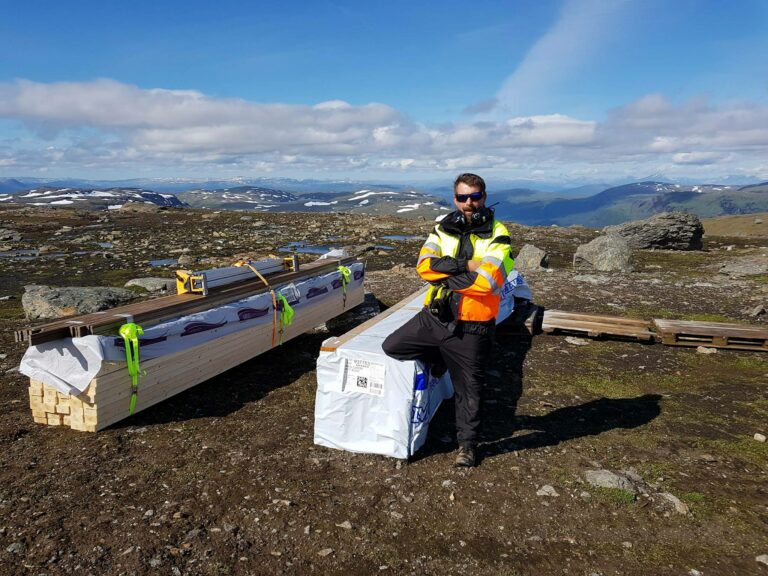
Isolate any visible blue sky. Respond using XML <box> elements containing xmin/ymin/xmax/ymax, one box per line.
<box><xmin>1</xmin><ymin>0</ymin><xmax>767</xmax><ymax>182</ymax></box>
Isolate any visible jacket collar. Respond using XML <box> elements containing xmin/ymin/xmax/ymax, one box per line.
<box><xmin>438</xmin><ymin>209</ymin><xmax>495</xmax><ymax>237</ymax></box>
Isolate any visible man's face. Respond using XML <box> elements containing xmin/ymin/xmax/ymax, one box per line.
<box><xmin>453</xmin><ymin>182</ymin><xmax>486</xmax><ymax>220</ymax></box>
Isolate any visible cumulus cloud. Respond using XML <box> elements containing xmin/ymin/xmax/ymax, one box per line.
<box><xmin>1</xmin><ymin>79</ymin><xmax>768</xmax><ymax>179</ymax></box>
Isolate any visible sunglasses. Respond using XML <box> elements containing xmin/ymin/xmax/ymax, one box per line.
<box><xmin>455</xmin><ymin>192</ymin><xmax>484</xmax><ymax>202</ymax></box>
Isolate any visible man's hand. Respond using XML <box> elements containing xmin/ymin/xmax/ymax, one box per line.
<box><xmin>467</xmin><ymin>260</ymin><xmax>480</xmax><ymax>272</ymax></box>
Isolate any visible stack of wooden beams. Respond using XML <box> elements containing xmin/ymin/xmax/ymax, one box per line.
<box><xmin>653</xmin><ymin>318</ymin><xmax>768</xmax><ymax>351</ymax></box>
<box><xmin>16</xmin><ymin>258</ymin><xmax>354</xmax><ymax>345</ymax></box>
<box><xmin>24</xmin><ymin>260</ymin><xmax>364</xmax><ymax>432</ymax></box>
<box><xmin>541</xmin><ymin>310</ymin><xmax>654</xmax><ymax>342</ymax></box>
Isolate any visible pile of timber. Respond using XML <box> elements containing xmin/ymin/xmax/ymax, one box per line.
<box><xmin>515</xmin><ymin>307</ymin><xmax>767</xmax><ymax>351</ymax></box>
<box><xmin>16</xmin><ymin>258</ymin><xmax>353</xmax><ymax>345</ymax></box>
<box><xmin>25</xmin><ymin>258</ymin><xmax>365</xmax><ymax>432</ymax></box>
<box><xmin>653</xmin><ymin>318</ymin><xmax>768</xmax><ymax>352</ymax></box>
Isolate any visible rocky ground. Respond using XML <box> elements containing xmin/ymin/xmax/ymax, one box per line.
<box><xmin>0</xmin><ymin>204</ymin><xmax>766</xmax><ymax>576</ymax></box>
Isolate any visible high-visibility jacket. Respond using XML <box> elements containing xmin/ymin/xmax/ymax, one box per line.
<box><xmin>417</xmin><ymin>210</ymin><xmax>515</xmax><ymax>323</ymax></box>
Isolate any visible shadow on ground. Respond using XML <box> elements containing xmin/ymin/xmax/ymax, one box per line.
<box><xmin>415</xmin><ymin>328</ymin><xmax>662</xmax><ymax>463</ymax></box>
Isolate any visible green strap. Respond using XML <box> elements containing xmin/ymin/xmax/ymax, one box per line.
<box><xmin>277</xmin><ymin>293</ymin><xmax>294</xmax><ymax>326</ymax></box>
<box><xmin>119</xmin><ymin>322</ymin><xmax>144</xmax><ymax>415</ymax></box>
<box><xmin>276</xmin><ymin>293</ymin><xmax>294</xmax><ymax>345</ymax></box>
<box><xmin>338</xmin><ymin>265</ymin><xmax>352</xmax><ymax>307</ymax></box>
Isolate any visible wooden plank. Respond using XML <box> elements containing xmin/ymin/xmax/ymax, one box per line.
<box><xmin>90</xmin><ymin>293</ymin><xmax>359</xmax><ymax>414</ymax></box>
<box><xmin>319</xmin><ymin>287</ymin><xmax>427</xmax><ymax>352</ymax></box>
<box><xmin>541</xmin><ymin>310</ymin><xmax>654</xmax><ymax>341</ymax></box>
<box><xmin>544</xmin><ymin>310</ymin><xmax>651</xmax><ymax>328</ymax></box>
<box><xmin>653</xmin><ymin>318</ymin><xmax>768</xmax><ymax>351</ymax></box>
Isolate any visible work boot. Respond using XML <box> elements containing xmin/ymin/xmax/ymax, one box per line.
<box><xmin>454</xmin><ymin>443</ymin><xmax>476</xmax><ymax>467</ymax></box>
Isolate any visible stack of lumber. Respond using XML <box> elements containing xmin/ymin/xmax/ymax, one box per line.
<box><xmin>16</xmin><ymin>258</ymin><xmax>353</xmax><ymax>345</ymax></box>
<box><xmin>653</xmin><ymin>318</ymin><xmax>768</xmax><ymax>351</ymax></box>
<box><xmin>25</xmin><ymin>260</ymin><xmax>364</xmax><ymax>432</ymax></box>
<box><xmin>533</xmin><ymin>309</ymin><xmax>767</xmax><ymax>351</ymax></box>
<box><xmin>541</xmin><ymin>310</ymin><xmax>654</xmax><ymax>342</ymax></box>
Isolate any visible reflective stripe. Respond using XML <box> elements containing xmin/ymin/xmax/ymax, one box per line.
<box><xmin>423</xmin><ymin>241</ymin><xmax>441</xmax><ymax>254</ymax></box>
<box><xmin>476</xmin><ymin>267</ymin><xmax>500</xmax><ymax>293</ymax></box>
<box><xmin>481</xmin><ymin>255</ymin><xmax>502</xmax><ymax>268</ymax></box>
<box><xmin>417</xmin><ymin>252</ymin><xmax>438</xmax><ymax>265</ymax></box>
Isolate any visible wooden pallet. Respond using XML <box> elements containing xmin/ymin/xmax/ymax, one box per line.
<box><xmin>541</xmin><ymin>309</ymin><xmax>655</xmax><ymax>342</ymax></box>
<box><xmin>653</xmin><ymin>319</ymin><xmax>768</xmax><ymax>352</ymax></box>
<box><xmin>28</xmin><ymin>279</ymin><xmax>365</xmax><ymax>432</ymax></box>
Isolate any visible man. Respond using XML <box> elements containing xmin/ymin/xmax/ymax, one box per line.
<box><xmin>382</xmin><ymin>173</ymin><xmax>514</xmax><ymax>467</ymax></box>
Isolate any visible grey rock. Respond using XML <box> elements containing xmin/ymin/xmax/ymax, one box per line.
<box><xmin>0</xmin><ymin>228</ymin><xmax>21</xmax><ymax>242</ymax></box>
<box><xmin>125</xmin><ymin>277</ymin><xmax>176</xmax><ymax>293</ymax></box>
<box><xmin>756</xmin><ymin>554</ymin><xmax>768</xmax><ymax>567</ymax></box>
<box><xmin>604</xmin><ymin>212</ymin><xmax>704</xmax><ymax>250</ymax></box>
<box><xmin>574</xmin><ymin>235</ymin><xmax>633</xmax><ymax>272</ymax></box>
<box><xmin>335</xmin><ymin>520</ymin><xmax>353</xmax><ymax>530</ymax></box>
<box><xmin>22</xmin><ymin>285</ymin><xmax>136</xmax><ymax>320</ymax></box>
<box><xmin>177</xmin><ymin>254</ymin><xmax>197</xmax><ymax>267</ymax></box>
<box><xmin>5</xmin><ymin>542</ymin><xmax>24</xmax><ymax>554</ymax></box>
<box><xmin>584</xmin><ymin>469</ymin><xmax>638</xmax><ymax>493</ymax></box>
<box><xmin>696</xmin><ymin>346</ymin><xmax>718</xmax><ymax>354</ymax></box>
<box><xmin>748</xmin><ymin>304</ymin><xmax>766</xmax><ymax>318</ymax></box>
<box><xmin>754</xmin><ymin>433</ymin><xmax>766</xmax><ymax>443</ymax></box>
<box><xmin>660</xmin><ymin>492</ymin><xmax>690</xmax><ymax>514</ymax></box>
<box><xmin>719</xmin><ymin>258</ymin><xmax>768</xmax><ymax>277</ymax></box>
<box><xmin>317</xmin><ymin>548</ymin><xmax>334</xmax><ymax>557</ymax></box>
<box><xmin>514</xmin><ymin>244</ymin><xmax>549</xmax><ymax>272</ymax></box>
<box><xmin>536</xmin><ymin>485</ymin><xmax>559</xmax><ymax>497</ymax></box>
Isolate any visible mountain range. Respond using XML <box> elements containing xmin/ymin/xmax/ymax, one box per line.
<box><xmin>1</xmin><ymin>177</ymin><xmax>766</xmax><ymax>226</ymax></box>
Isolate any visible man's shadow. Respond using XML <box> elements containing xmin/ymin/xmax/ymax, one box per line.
<box><xmin>416</xmin><ymin>304</ymin><xmax>662</xmax><ymax>461</ymax></box>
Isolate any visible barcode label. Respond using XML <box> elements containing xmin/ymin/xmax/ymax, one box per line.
<box><xmin>344</xmin><ymin>358</ymin><xmax>385</xmax><ymax>397</ymax></box>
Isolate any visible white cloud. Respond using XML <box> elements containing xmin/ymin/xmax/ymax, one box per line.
<box><xmin>1</xmin><ymin>79</ymin><xmax>768</xmax><ymax>180</ymax></box>
<box><xmin>672</xmin><ymin>152</ymin><xmax>725</xmax><ymax>165</ymax></box>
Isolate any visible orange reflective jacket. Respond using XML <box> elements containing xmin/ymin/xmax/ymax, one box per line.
<box><xmin>417</xmin><ymin>211</ymin><xmax>514</xmax><ymax>323</ymax></box>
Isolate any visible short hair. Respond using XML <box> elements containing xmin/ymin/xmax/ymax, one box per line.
<box><xmin>453</xmin><ymin>173</ymin><xmax>486</xmax><ymax>195</ymax></box>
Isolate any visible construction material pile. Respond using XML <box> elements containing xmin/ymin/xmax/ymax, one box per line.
<box><xmin>20</xmin><ymin>257</ymin><xmax>365</xmax><ymax>432</ymax></box>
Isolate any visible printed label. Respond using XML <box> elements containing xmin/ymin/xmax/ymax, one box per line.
<box><xmin>343</xmin><ymin>358</ymin><xmax>385</xmax><ymax>397</ymax></box>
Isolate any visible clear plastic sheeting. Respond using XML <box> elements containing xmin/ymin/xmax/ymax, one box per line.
<box><xmin>21</xmin><ymin>262</ymin><xmax>365</xmax><ymax>396</ymax></box>
<box><xmin>314</xmin><ymin>270</ymin><xmax>532</xmax><ymax>459</ymax></box>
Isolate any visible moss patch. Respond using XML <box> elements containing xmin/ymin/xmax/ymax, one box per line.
<box><xmin>591</xmin><ymin>486</ymin><xmax>636</xmax><ymax>506</ymax></box>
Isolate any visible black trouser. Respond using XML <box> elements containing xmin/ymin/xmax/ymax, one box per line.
<box><xmin>382</xmin><ymin>308</ymin><xmax>492</xmax><ymax>446</ymax></box>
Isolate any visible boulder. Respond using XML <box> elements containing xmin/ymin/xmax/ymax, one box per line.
<box><xmin>574</xmin><ymin>235</ymin><xmax>633</xmax><ymax>272</ymax></box>
<box><xmin>718</xmin><ymin>257</ymin><xmax>768</xmax><ymax>277</ymax></box>
<box><xmin>584</xmin><ymin>469</ymin><xmax>640</xmax><ymax>494</ymax></box>
<box><xmin>125</xmin><ymin>277</ymin><xmax>176</xmax><ymax>293</ymax></box>
<box><xmin>22</xmin><ymin>285</ymin><xmax>136</xmax><ymax>320</ymax></box>
<box><xmin>514</xmin><ymin>244</ymin><xmax>549</xmax><ymax>272</ymax></box>
<box><xmin>0</xmin><ymin>228</ymin><xmax>21</xmax><ymax>242</ymax></box>
<box><xmin>603</xmin><ymin>212</ymin><xmax>703</xmax><ymax>250</ymax></box>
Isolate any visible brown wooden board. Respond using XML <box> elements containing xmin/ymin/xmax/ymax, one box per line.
<box><xmin>653</xmin><ymin>319</ymin><xmax>768</xmax><ymax>351</ymax></box>
<box><xmin>541</xmin><ymin>309</ymin><xmax>654</xmax><ymax>341</ymax></box>
<box><xmin>319</xmin><ymin>286</ymin><xmax>426</xmax><ymax>353</ymax></box>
